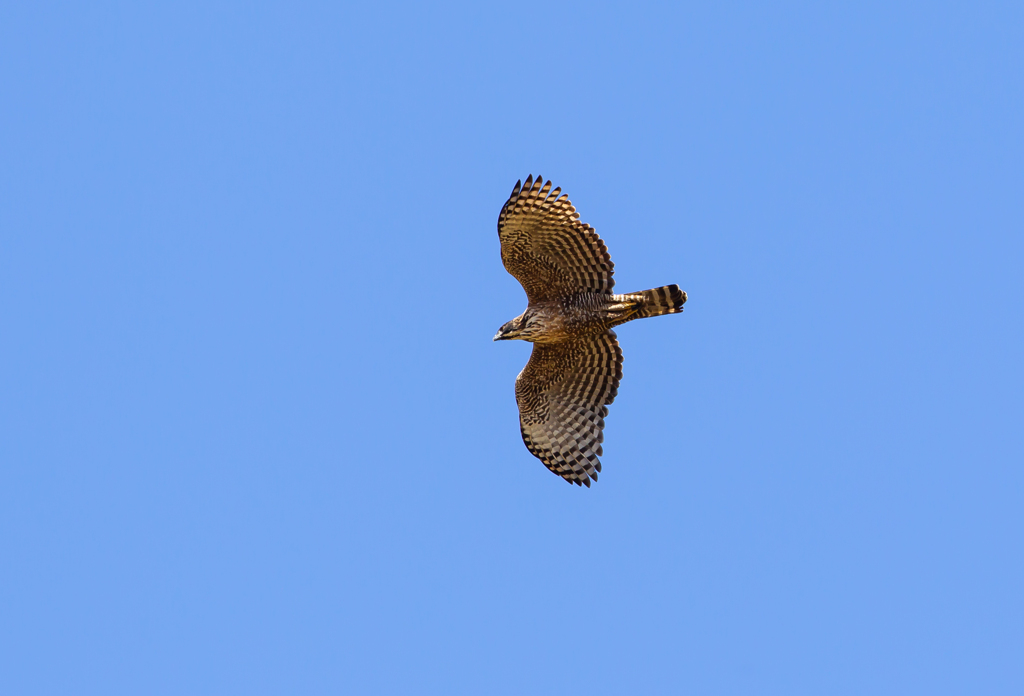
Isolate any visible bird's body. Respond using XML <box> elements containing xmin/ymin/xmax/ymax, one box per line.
<box><xmin>494</xmin><ymin>175</ymin><xmax>687</xmax><ymax>487</ymax></box>
<box><xmin>501</xmin><ymin>293</ymin><xmax>640</xmax><ymax>344</ymax></box>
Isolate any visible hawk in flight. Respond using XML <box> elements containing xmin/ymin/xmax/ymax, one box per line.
<box><xmin>494</xmin><ymin>175</ymin><xmax>687</xmax><ymax>487</ymax></box>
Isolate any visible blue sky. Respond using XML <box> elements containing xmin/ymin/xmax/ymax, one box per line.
<box><xmin>2</xmin><ymin>2</ymin><xmax>1022</xmax><ymax>694</ymax></box>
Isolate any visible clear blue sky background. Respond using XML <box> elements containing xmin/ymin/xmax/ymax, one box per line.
<box><xmin>2</xmin><ymin>2</ymin><xmax>1022</xmax><ymax>694</ymax></box>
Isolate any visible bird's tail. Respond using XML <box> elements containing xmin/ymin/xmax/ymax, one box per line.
<box><xmin>628</xmin><ymin>284</ymin><xmax>687</xmax><ymax>320</ymax></box>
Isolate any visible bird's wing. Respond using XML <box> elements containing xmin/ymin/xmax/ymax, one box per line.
<box><xmin>497</xmin><ymin>175</ymin><xmax>615</xmax><ymax>302</ymax></box>
<box><xmin>515</xmin><ymin>330</ymin><xmax>623</xmax><ymax>487</ymax></box>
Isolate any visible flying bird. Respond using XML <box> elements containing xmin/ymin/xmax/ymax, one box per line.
<box><xmin>494</xmin><ymin>175</ymin><xmax>687</xmax><ymax>487</ymax></box>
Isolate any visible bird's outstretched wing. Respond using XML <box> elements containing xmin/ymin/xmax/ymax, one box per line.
<box><xmin>515</xmin><ymin>331</ymin><xmax>623</xmax><ymax>487</ymax></box>
<box><xmin>498</xmin><ymin>175</ymin><xmax>615</xmax><ymax>302</ymax></box>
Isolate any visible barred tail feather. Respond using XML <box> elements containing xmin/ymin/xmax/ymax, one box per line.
<box><xmin>631</xmin><ymin>284</ymin><xmax>687</xmax><ymax>319</ymax></box>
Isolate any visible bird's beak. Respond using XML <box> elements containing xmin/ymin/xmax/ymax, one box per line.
<box><xmin>494</xmin><ymin>326</ymin><xmax>514</xmax><ymax>341</ymax></box>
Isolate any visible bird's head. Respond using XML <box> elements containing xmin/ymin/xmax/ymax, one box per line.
<box><xmin>493</xmin><ymin>310</ymin><xmax>539</xmax><ymax>342</ymax></box>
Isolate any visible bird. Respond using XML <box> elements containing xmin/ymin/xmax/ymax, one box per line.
<box><xmin>494</xmin><ymin>175</ymin><xmax>687</xmax><ymax>487</ymax></box>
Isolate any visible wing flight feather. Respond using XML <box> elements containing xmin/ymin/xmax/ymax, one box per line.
<box><xmin>497</xmin><ymin>175</ymin><xmax>615</xmax><ymax>302</ymax></box>
<box><xmin>515</xmin><ymin>331</ymin><xmax>623</xmax><ymax>487</ymax></box>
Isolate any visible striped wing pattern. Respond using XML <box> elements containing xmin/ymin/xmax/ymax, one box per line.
<box><xmin>497</xmin><ymin>175</ymin><xmax>615</xmax><ymax>302</ymax></box>
<box><xmin>515</xmin><ymin>331</ymin><xmax>623</xmax><ymax>487</ymax></box>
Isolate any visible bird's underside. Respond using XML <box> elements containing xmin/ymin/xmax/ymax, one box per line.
<box><xmin>494</xmin><ymin>175</ymin><xmax>687</xmax><ymax>487</ymax></box>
